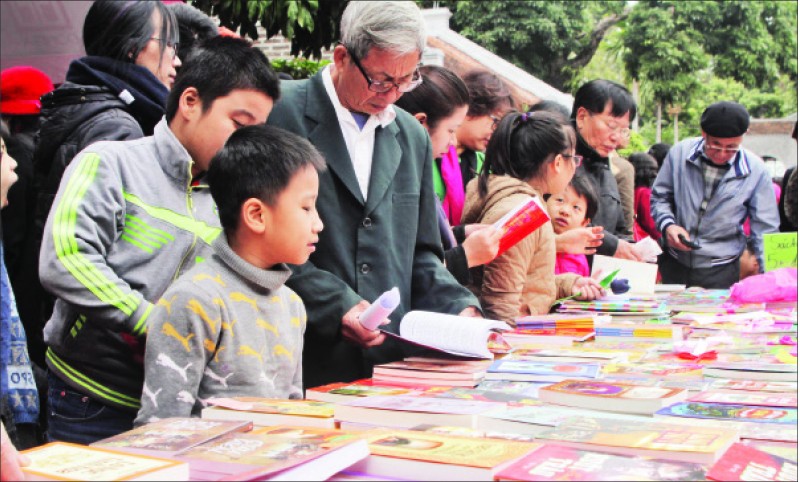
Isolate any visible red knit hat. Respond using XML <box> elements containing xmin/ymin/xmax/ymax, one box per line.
<box><xmin>1</xmin><ymin>66</ymin><xmax>54</xmax><ymax>115</ymax></box>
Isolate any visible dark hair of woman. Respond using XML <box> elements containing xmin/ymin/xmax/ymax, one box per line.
<box><xmin>394</xmin><ymin>65</ymin><xmax>469</xmax><ymax>130</ymax></box>
<box><xmin>83</xmin><ymin>0</ymin><xmax>179</xmax><ymax>64</ymax></box>
<box><xmin>479</xmin><ymin>110</ymin><xmax>575</xmax><ymax>198</ymax></box>
<box><xmin>462</xmin><ymin>70</ymin><xmax>513</xmax><ymax>117</ymax></box>
<box><xmin>629</xmin><ymin>152</ymin><xmax>659</xmax><ymax>188</ymax></box>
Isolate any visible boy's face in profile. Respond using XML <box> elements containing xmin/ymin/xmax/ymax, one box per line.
<box><xmin>185</xmin><ymin>88</ymin><xmax>274</xmax><ymax>174</ymax></box>
<box><xmin>260</xmin><ymin>164</ymin><xmax>323</xmax><ymax>267</ymax></box>
<box><xmin>546</xmin><ymin>185</ymin><xmax>589</xmax><ymax>235</ymax></box>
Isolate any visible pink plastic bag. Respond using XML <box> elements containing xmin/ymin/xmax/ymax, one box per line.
<box><xmin>729</xmin><ymin>267</ymin><xmax>798</xmax><ymax>303</ymax></box>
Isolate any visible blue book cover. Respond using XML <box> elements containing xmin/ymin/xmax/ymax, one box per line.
<box><xmin>656</xmin><ymin>402</ymin><xmax>797</xmax><ymax>424</ymax></box>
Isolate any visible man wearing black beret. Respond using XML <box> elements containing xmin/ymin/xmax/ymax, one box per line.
<box><xmin>650</xmin><ymin>101</ymin><xmax>780</xmax><ymax>288</ymax></box>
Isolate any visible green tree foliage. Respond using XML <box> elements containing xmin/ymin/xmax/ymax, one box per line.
<box><xmin>271</xmin><ymin>58</ymin><xmax>330</xmax><ymax>79</ymax></box>
<box><xmin>192</xmin><ymin>0</ymin><xmax>347</xmax><ymax>59</ymax></box>
<box><xmin>437</xmin><ymin>1</ymin><xmax>629</xmax><ymax>92</ymax></box>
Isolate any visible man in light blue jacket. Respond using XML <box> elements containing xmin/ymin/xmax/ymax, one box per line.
<box><xmin>651</xmin><ymin>101</ymin><xmax>779</xmax><ymax>289</ymax></box>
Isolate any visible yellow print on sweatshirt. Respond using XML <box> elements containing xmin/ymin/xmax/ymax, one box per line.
<box><xmin>238</xmin><ymin>344</ymin><xmax>265</xmax><ymax>364</ymax></box>
<box><xmin>256</xmin><ymin>318</ymin><xmax>279</xmax><ymax>336</ymax></box>
<box><xmin>157</xmin><ymin>295</ymin><xmax>177</xmax><ymax>314</ymax></box>
<box><xmin>221</xmin><ymin>319</ymin><xmax>238</xmax><ymax>334</ymax></box>
<box><xmin>187</xmin><ymin>299</ymin><xmax>220</xmax><ymax>332</ymax></box>
<box><xmin>230</xmin><ymin>292</ymin><xmax>259</xmax><ymax>311</ymax></box>
<box><xmin>162</xmin><ymin>322</ymin><xmax>195</xmax><ymax>352</ymax></box>
<box><xmin>193</xmin><ymin>272</ymin><xmax>226</xmax><ymax>286</ymax></box>
<box><xmin>273</xmin><ymin>344</ymin><xmax>293</xmax><ymax>361</ymax></box>
<box><xmin>203</xmin><ymin>339</ymin><xmax>225</xmax><ymax>362</ymax></box>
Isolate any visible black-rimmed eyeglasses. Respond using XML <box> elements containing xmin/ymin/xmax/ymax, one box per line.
<box><xmin>346</xmin><ymin>46</ymin><xmax>422</xmax><ymax>93</ymax></box>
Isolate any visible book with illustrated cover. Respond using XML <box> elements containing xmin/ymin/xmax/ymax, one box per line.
<box><xmin>21</xmin><ymin>442</ymin><xmax>189</xmax><ymax>481</ymax></box>
<box><xmin>485</xmin><ymin>360</ymin><xmax>601</xmax><ymax>382</ymax></box>
<box><xmin>334</xmin><ymin>395</ymin><xmax>502</xmax><ymax>430</ymax></box>
<box><xmin>664</xmin><ymin>289</ymin><xmax>766</xmax><ymax>313</ymax></box>
<box><xmin>380</xmin><ymin>311</ymin><xmax>511</xmax><ymax>359</ymax></box>
<box><xmin>409</xmin><ymin>424</ymin><xmax>536</xmax><ymax>442</ymax></box>
<box><xmin>305</xmin><ymin>379</ymin><xmax>423</xmax><ymax>404</ymax></box>
<box><xmin>372</xmin><ymin>360</ymin><xmax>487</xmax><ymax>386</ymax></box>
<box><xmin>535</xmin><ymin>416</ymin><xmax>739</xmax><ymax>464</ymax></box>
<box><xmin>601</xmin><ymin>363</ymin><xmax>704</xmax><ymax>380</ymax></box>
<box><xmin>494</xmin><ymin>444</ymin><xmax>707</xmax><ymax>481</ymax></box>
<box><xmin>742</xmin><ymin>440</ymin><xmax>799</xmax><ymax>464</ymax></box>
<box><xmin>689</xmin><ymin>390</ymin><xmax>798</xmax><ymax>408</ymax></box>
<box><xmin>514</xmin><ymin>313</ymin><xmax>598</xmax><ymax>329</ymax></box>
<box><xmin>414</xmin><ymin>384</ymin><xmax>542</xmax><ymax>405</ymax></box>
<box><xmin>475</xmin><ymin>404</ymin><xmax>651</xmax><ymax>437</ymax></box>
<box><xmin>594</xmin><ymin>323</ymin><xmax>683</xmax><ymax>343</ymax></box>
<box><xmin>492</xmin><ymin>196</ymin><xmax>550</xmax><ymax>257</ymax></box>
<box><xmin>511</xmin><ymin>347</ymin><xmax>634</xmax><ymax>363</ymax></box>
<box><xmin>538</xmin><ymin>379</ymin><xmax>687</xmax><ymax>415</ymax></box>
<box><xmin>503</xmin><ymin>329</ymin><xmax>595</xmax><ymax>347</ymax></box>
<box><xmin>706</xmin><ymin>443</ymin><xmax>797</xmax><ymax>481</ymax></box>
<box><xmin>702</xmin><ymin>362</ymin><xmax>797</xmax><ymax>381</ymax></box>
<box><xmin>202</xmin><ymin>397</ymin><xmax>336</xmax><ymax>428</ymax></box>
<box><xmin>92</xmin><ymin>417</ymin><xmax>253</xmax><ymax>458</ymax></box>
<box><xmin>175</xmin><ymin>429</ymin><xmax>369</xmax><ymax>481</ymax></box>
<box><xmin>709</xmin><ymin>379</ymin><xmax>798</xmax><ymax>393</ymax></box>
<box><xmin>348</xmin><ymin>429</ymin><xmax>542</xmax><ymax>481</ymax></box>
<box><xmin>655</xmin><ymin>402</ymin><xmax>797</xmax><ymax>442</ymax></box>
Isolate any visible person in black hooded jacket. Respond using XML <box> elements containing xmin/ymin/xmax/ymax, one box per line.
<box><xmin>24</xmin><ymin>1</ymin><xmax>181</xmax><ymax>359</ymax></box>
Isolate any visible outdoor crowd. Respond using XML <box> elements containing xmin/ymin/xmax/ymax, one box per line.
<box><xmin>0</xmin><ymin>1</ymin><xmax>796</xmax><ymax>479</ymax></box>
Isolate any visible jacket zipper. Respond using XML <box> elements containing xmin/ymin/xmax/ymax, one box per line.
<box><xmin>173</xmin><ymin>163</ymin><xmax>199</xmax><ymax>281</ymax></box>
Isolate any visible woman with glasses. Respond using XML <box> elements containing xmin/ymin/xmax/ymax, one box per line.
<box><xmin>432</xmin><ymin>70</ymin><xmax>513</xmax><ymax>226</ymax></box>
<box><xmin>571</xmin><ymin>79</ymin><xmax>642</xmax><ymax>261</ymax></box>
<box><xmin>27</xmin><ymin>0</ymin><xmax>180</xmax><ymax>358</ymax></box>
<box><xmin>461</xmin><ymin>111</ymin><xmax>605</xmax><ymax>324</ymax></box>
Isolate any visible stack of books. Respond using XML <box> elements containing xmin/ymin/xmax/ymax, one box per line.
<box><xmin>506</xmin><ymin>314</ymin><xmax>599</xmax><ymax>346</ymax></box>
<box><xmin>371</xmin><ymin>358</ymin><xmax>491</xmax><ymax>387</ymax></box>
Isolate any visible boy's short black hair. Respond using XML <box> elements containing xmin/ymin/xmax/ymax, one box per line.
<box><xmin>166</xmin><ymin>36</ymin><xmax>280</xmax><ymax>122</ymax></box>
<box><xmin>208</xmin><ymin>125</ymin><xmax>326</xmax><ymax>234</ymax></box>
<box><xmin>569</xmin><ymin>173</ymin><xmax>599</xmax><ymax>222</ymax></box>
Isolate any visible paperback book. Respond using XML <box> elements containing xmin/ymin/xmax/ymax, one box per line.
<box><xmin>707</xmin><ymin>443</ymin><xmax>797</xmax><ymax>481</ymax></box>
<box><xmin>688</xmin><ymin>390</ymin><xmax>797</xmax><ymax>408</ymax></box>
<box><xmin>485</xmin><ymin>360</ymin><xmax>601</xmax><ymax>382</ymax></box>
<box><xmin>494</xmin><ymin>444</ymin><xmax>707</xmax><ymax>481</ymax></box>
<box><xmin>92</xmin><ymin>417</ymin><xmax>253</xmax><ymax>457</ymax></box>
<box><xmin>202</xmin><ymin>397</ymin><xmax>336</xmax><ymax>428</ymax></box>
<box><xmin>334</xmin><ymin>395</ymin><xmax>502</xmax><ymax>429</ymax></box>
<box><xmin>492</xmin><ymin>195</ymin><xmax>550</xmax><ymax>257</ymax></box>
<box><xmin>381</xmin><ymin>311</ymin><xmax>511</xmax><ymax>359</ymax></box>
<box><xmin>475</xmin><ymin>404</ymin><xmax>652</xmax><ymax>437</ymax></box>
<box><xmin>535</xmin><ymin>416</ymin><xmax>739</xmax><ymax>464</ymax></box>
<box><xmin>348</xmin><ymin>429</ymin><xmax>542</xmax><ymax>481</ymax></box>
<box><xmin>305</xmin><ymin>379</ymin><xmax>422</xmax><ymax>404</ymax></box>
<box><xmin>21</xmin><ymin>442</ymin><xmax>189</xmax><ymax>481</ymax></box>
<box><xmin>538</xmin><ymin>379</ymin><xmax>687</xmax><ymax>415</ymax></box>
<box><xmin>655</xmin><ymin>402</ymin><xmax>797</xmax><ymax>442</ymax></box>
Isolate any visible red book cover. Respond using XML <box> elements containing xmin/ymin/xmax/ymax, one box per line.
<box><xmin>493</xmin><ymin>196</ymin><xmax>550</xmax><ymax>257</ymax></box>
<box><xmin>707</xmin><ymin>443</ymin><xmax>797</xmax><ymax>481</ymax></box>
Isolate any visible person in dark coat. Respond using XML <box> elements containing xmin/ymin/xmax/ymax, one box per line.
<box><xmin>268</xmin><ymin>1</ymin><xmax>481</xmax><ymax>389</ymax></box>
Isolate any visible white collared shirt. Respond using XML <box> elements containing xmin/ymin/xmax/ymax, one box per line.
<box><xmin>321</xmin><ymin>65</ymin><xmax>396</xmax><ymax>200</ymax></box>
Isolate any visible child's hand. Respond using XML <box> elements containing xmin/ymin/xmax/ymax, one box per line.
<box><xmin>555</xmin><ymin>226</ymin><xmax>604</xmax><ymax>254</ymax></box>
<box><xmin>462</xmin><ymin>225</ymin><xmax>502</xmax><ymax>267</ymax></box>
<box><xmin>572</xmin><ymin>276</ymin><xmax>605</xmax><ymax>300</ymax></box>
<box><xmin>1</xmin><ymin>421</ymin><xmax>29</xmax><ymax>481</ymax></box>
<box><xmin>342</xmin><ymin>300</ymin><xmax>386</xmax><ymax>348</ymax></box>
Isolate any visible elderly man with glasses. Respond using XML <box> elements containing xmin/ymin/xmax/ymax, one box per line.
<box><xmin>651</xmin><ymin>101</ymin><xmax>780</xmax><ymax>289</ymax></box>
<box><xmin>267</xmin><ymin>1</ymin><xmax>481</xmax><ymax>388</ymax></box>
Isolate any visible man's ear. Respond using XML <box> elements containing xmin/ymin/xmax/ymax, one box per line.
<box><xmin>241</xmin><ymin>198</ymin><xmax>268</xmax><ymax>234</ymax></box>
<box><xmin>413</xmin><ymin>112</ymin><xmax>428</xmax><ymax>128</ymax></box>
<box><xmin>178</xmin><ymin>87</ymin><xmax>202</xmax><ymax>122</ymax></box>
<box><xmin>332</xmin><ymin>44</ymin><xmax>348</xmax><ymax>70</ymax></box>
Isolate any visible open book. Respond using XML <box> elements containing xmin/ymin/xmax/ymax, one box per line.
<box><xmin>492</xmin><ymin>196</ymin><xmax>550</xmax><ymax>257</ymax></box>
<box><xmin>381</xmin><ymin>311</ymin><xmax>511</xmax><ymax>359</ymax></box>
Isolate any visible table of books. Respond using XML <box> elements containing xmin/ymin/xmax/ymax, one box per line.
<box><xmin>20</xmin><ymin>287</ymin><xmax>798</xmax><ymax>481</ymax></box>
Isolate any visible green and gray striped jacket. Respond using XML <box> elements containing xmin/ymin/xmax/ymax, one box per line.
<box><xmin>40</xmin><ymin>118</ymin><xmax>221</xmax><ymax>412</ymax></box>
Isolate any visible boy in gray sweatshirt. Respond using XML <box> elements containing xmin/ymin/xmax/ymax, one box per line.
<box><xmin>136</xmin><ymin>125</ymin><xmax>326</xmax><ymax>423</ymax></box>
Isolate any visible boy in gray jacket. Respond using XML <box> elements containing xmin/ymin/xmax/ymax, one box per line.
<box><xmin>136</xmin><ymin>125</ymin><xmax>326</xmax><ymax>424</ymax></box>
<box><xmin>40</xmin><ymin>37</ymin><xmax>280</xmax><ymax>444</ymax></box>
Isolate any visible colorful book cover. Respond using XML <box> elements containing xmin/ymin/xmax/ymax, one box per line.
<box><xmin>709</xmin><ymin>379</ymin><xmax>798</xmax><ymax>393</ymax></box>
<box><xmin>206</xmin><ymin>397</ymin><xmax>334</xmax><ymax>418</ymax></box>
<box><xmin>557</xmin><ymin>299</ymin><xmax>668</xmax><ymax>314</ymax></box>
<box><xmin>656</xmin><ymin>402</ymin><xmax>797</xmax><ymax>424</ymax></box>
<box><xmin>250</xmin><ymin>425</ymin><xmax>363</xmax><ymax>443</ymax></box>
<box><xmin>92</xmin><ymin>417</ymin><xmax>252</xmax><ymax>454</ymax></box>
<box><xmin>602</xmin><ymin>363</ymin><xmax>704</xmax><ymax>379</ymax></box>
<box><xmin>487</xmin><ymin>360</ymin><xmax>601</xmax><ymax>379</ymax></box>
<box><xmin>21</xmin><ymin>442</ymin><xmax>188</xmax><ymax>481</ymax></box>
<box><xmin>474</xmin><ymin>380</ymin><xmax>548</xmax><ymax>399</ymax></box>
<box><xmin>493</xmin><ymin>196</ymin><xmax>550</xmax><ymax>257</ymax></box>
<box><xmin>689</xmin><ymin>390</ymin><xmax>797</xmax><ymax>408</ymax></box>
<box><xmin>495</xmin><ymin>444</ymin><xmax>707</xmax><ymax>481</ymax></box>
<box><xmin>362</xmin><ymin>429</ymin><xmax>540</xmax><ymax>468</ymax></box>
<box><xmin>374</xmin><ymin>360</ymin><xmax>487</xmax><ymax>377</ymax></box>
<box><xmin>540</xmin><ymin>379</ymin><xmax>686</xmax><ymax>403</ymax></box>
<box><xmin>536</xmin><ymin>417</ymin><xmax>738</xmax><ymax>462</ymax></box>
<box><xmin>479</xmin><ymin>404</ymin><xmax>651</xmax><ymax>428</ymax></box>
<box><xmin>306</xmin><ymin>380</ymin><xmax>419</xmax><ymax>399</ymax></box>
<box><xmin>707</xmin><ymin>443</ymin><xmax>797</xmax><ymax>481</ymax></box>
<box><xmin>340</xmin><ymin>395</ymin><xmax>500</xmax><ymax>415</ymax></box>
<box><xmin>409</xmin><ymin>424</ymin><xmax>536</xmax><ymax>442</ymax></box>
<box><xmin>415</xmin><ymin>385</ymin><xmax>541</xmax><ymax>405</ymax></box>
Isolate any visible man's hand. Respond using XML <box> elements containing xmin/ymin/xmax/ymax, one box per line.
<box><xmin>341</xmin><ymin>300</ymin><xmax>386</xmax><ymax>348</ymax></box>
<box><xmin>458</xmin><ymin>306</ymin><xmax>483</xmax><ymax>318</ymax></box>
<box><xmin>613</xmin><ymin>239</ymin><xmax>643</xmax><ymax>261</ymax></box>
<box><xmin>572</xmin><ymin>276</ymin><xmax>606</xmax><ymax>300</ymax></box>
<box><xmin>462</xmin><ymin>225</ymin><xmax>502</xmax><ymax>267</ymax></box>
<box><xmin>1</xmin><ymin>421</ymin><xmax>29</xmax><ymax>481</ymax></box>
<box><xmin>665</xmin><ymin>224</ymin><xmax>693</xmax><ymax>252</ymax></box>
<box><xmin>555</xmin><ymin>226</ymin><xmax>604</xmax><ymax>255</ymax></box>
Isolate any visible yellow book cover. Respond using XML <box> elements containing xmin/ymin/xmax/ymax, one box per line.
<box><xmin>21</xmin><ymin>442</ymin><xmax>188</xmax><ymax>481</ymax></box>
<box><xmin>206</xmin><ymin>397</ymin><xmax>334</xmax><ymax>418</ymax></box>
<box><xmin>362</xmin><ymin>429</ymin><xmax>540</xmax><ymax>468</ymax></box>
